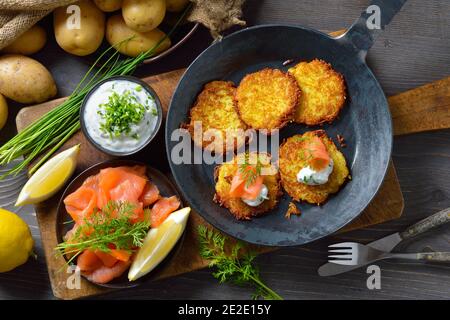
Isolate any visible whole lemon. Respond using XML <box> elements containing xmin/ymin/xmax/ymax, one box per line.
<box><xmin>0</xmin><ymin>208</ymin><xmax>34</xmax><ymax>272</ymax></box>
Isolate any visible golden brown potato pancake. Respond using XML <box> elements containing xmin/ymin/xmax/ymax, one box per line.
<box><xmin>279</xmin><ymin>130</ymin><xmax>349</xmax><ymax>205</ymax></box>
<box><xmin>288</xmin><ymin>59</ymin><xmax>346</xmax><ymax>125</ymax></box>
<box><xmin>235</xmin><ymin>68</ymin><xmax>300</xmax><ymax>132</ymax></box>
<box><xmin>214</xmin><ymin>152</ymin><xmax>282</xmax><ymax>220</ymax></box>
<box><xmin>187</xmin><ymin>81</ymin><xmax>247</xmax><ymax>154</ymax></box>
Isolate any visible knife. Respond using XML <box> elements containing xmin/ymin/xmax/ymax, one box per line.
<box><xmin>318</xmin><ymin>207</ymin><xmax>450</xmax><ymax>276</ymax></box>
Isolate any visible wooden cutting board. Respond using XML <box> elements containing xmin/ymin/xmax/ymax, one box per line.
<box><xmin>15</xmin><ymin>67</ymin><xmax>450</xmax><ymax>299</ymax></box>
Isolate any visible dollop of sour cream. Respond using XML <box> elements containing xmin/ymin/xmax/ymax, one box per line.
<box><xmin>297</xmin><ymin>159</ymin><xmax>334</xmax><ymax>185</ymax></box>
<box><xmin>242</xmin><ymin>184</ymin><xmax>269</xmax><ymax>207</ymax></box>
<box><xmin>83</xmin><ymin>80</ymin><xmax>158</xmax><ymax>153</ymax></box>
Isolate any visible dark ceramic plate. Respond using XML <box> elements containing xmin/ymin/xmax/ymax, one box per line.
<box><xmin>56</xmin><ymin>160</ymin><xmax>184</xmax><ymax>289</ymax></box>
<box><xmin>80</xmin><ymin>75</ymin><xmax>163</xmax><ymax>157</ymax></box>
<box><xmin>166</xmin><ymin>0</ymin><xmax>407</xmax><ymax>247</ymax></box>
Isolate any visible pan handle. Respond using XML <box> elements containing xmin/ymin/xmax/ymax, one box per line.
<box><xmin>338</xmin><ymin>0</ymin><xmax>408</xmax><ymax>60</ymax></box>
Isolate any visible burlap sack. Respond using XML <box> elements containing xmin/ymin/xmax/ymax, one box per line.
<box><xmin>0</xmin><ymin>0</ymin><xmax>246</xmax><ymax>50</ymax></box>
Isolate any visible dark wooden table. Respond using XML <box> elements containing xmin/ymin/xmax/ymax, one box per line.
<box><xmin>1</xmin><ymin>0</ymin><xmax>449</xmax><ymax>300</ymax></box>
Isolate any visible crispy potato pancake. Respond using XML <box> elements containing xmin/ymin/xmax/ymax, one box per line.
<box><xmin>235</xmin><ymin>68</ymin><xmax>300</xmax><ymax>131</ymax></box>
<box><xmin>288</xmin><ymin>59</ymin><xmax>346</xmax><ymax>125</ymax></box>
<box><xmin>214</xmin><ymin>152</ymin><xmax>281</xmax><ymax>220</ymax></box>
<box><xmin>187</xmin><ymin>81</ymin><xmax>247</xmax><ymax>154</ymax></box>
<box><xmin>279</xmin><ymin>130</ymin><xmax>349</xmax><ymax>204</ymax></box>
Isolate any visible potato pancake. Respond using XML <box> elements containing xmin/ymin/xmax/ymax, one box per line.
<box><xmin>214</xmin><ymin>152</ymin><xmax>281</xmax><ymax>220</ymax></box>
<box><xmin>187</xmin><ymin>81</ymin><xmax>247</xmax><ymax>154</ymax></box>
<box><xmin>279</xmin><ymin>130</ymin><xmax>349</xmax><ymax>205</ymax></box>
<box><xmin>288</xmin><ymin>59</ymin><xmax>346</xmax><ymax>125</ymax></box>
<box><xmin>235</xmin><ymin>68</ymin><xmax>300</xmax><ymax>132</ymax></box>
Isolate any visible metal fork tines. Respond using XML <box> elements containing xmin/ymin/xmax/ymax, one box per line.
<box><xmin>328</xmin><ymin>242</ymin><xmax>450</xmax><ymax>266</ymax></box>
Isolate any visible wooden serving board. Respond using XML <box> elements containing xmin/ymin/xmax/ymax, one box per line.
<box><xmin>16</xmin><ymin>68</ymin><xmax>450</xmax><ymax>299</ymax></box>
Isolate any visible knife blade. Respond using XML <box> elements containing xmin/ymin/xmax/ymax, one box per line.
<box><xmin>318</xmin><ymin>207</ymin><xmax>450</xmax><ymax>277</ymax></box>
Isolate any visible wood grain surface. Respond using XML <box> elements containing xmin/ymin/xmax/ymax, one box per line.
<box><xmin>1</xmin><ymin>0</ymin><xmax>450</xmax><ymax>300</ymax></box>
<box><xmin>16</xmin><ymin>68</ymin><xmax>405</xmax><ymax>299</ymax></box>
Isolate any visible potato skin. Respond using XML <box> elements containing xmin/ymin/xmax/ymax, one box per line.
<box><xmin>94</xmin><ymin>0</ymin><xmax>122</xmax><ymax>12</ymax></box>
<box><xmin>235</xmin><ymin>68</ymin><xmax>300</xmax><ymax>132</ymax></box>
<box><xmin>54</xmin><ymin>0</ymin><xmax>105</xmax><ymax>56</ymax></box>
<box><xmin>279</xmin><ymin>130</ymin><xmax>349</xmax><ymax>205</ymax></box>
<box><xmin>122</xmin><ymin>0</ymin><xmax>166</xmax><ymax>32</ymax></box>
<box><xmin>2</xmin><ymin>25</ymin><xmax>47</xmax><ymax>55</ymax></box>
<box><xmin>187</xmin><ymin>81</ymin><xmax>247</xmax><ymax>154</ymax></box>
<box><xmin>0</xmin><ymin>94</ymin><xmax>7</xmax><ymax>130</ymax></box>
<box><xmin>166</xmin><ymin>0</ymin><xmax>190</xmax><ymax>12</ymax></box>
<box><xmin>0</xmin><ymin>55</ymin><xmax>57</xmax><ymax>104</ymax></box>
<box><xmin>214</xmin><ymin>152</ymin><xmax>281</xmax><ymax>220</ymax></box>
<box><xmin>288</xmin><ymin>59</ymin><xmax>346</xmax><ymax>125</ymax></box>
<box><xmin>106</xmin><ymin>14</ymin><xmax>170</xmax><ymax>57</ymax></box>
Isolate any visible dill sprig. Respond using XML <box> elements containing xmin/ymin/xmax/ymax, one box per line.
<box><xmin>197</xmin><ymin>225</ymin><xmax>283</xmax><ymax>300</ymax></box>
<box><xmin>238</xmin><ymin>154</ymin><xmax>262</xmax><ymax>187</ymax></box>
<box><xmin>56</xmin><ymin>201</ymin><xmax>150</xmax><ymax>265</ymax></box>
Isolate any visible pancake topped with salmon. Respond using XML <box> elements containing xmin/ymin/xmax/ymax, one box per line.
<box><xmin>58</xmin><ymin>165</ymin><xmax>181</xmax><ymax>284</ymax></box>
<box><xmin>214</xmin><ymin>152</ymin><xmax>281</xmax><ymax>220</ymax></box>
<box><xmin>279</xmin><ymin>130</ymin><xmax>350</xmax><ymax>205</ymax></box>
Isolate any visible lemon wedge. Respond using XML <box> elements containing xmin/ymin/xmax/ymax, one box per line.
<box><xmin>15</xmin><ymin>144</ymin><xmax>80</xmax><ymax>206</ymax></box>
<box><xmin>128</xmin><ymin>207</ymin><xmax>191</xmax><ymax>281</ymax></box>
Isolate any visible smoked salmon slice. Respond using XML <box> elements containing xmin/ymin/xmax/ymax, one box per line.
<box><xmin>139</xmin><ymin>182</ymin><xmax>160</xmax><ymax>206</ymax></box>
<box><xmin>85</xmin><ymin>260</ymin><xmax>131</xmax><ymax>284</ymax></box>
<box><xmin>303</xmin><ymin>136</ymin><xmax>330</xmax><ymax>170</ymax></box>
<box><xmin>150</xmin><ymin>196</ymin><xmax>181</xmax><ymax>228</ymax></box>
<box><xmin>99</xmin><ymin>167</ymin><xmax>147</xmax><ymax>204</ymax></box>
<box><xmin>64</xmin><ymin>187</ymin><xmax>97</xmax><ymax>223</ymax></box>
<box><xmin>94</xmin><ymin>250</ymin><xmax>118</xmax><ymax>268</ymax></box>
<box><xmin>110</xmin><ymin>249</ymin><xmax>131</xmax><ymax>262</ymax></box>
<box><xmin>77</xmin><ymin>249</ymin><xmax>103</xmax><ymax>272</ymax></box>
<box><xmin>229</xmin><ymin>168</ymin><xmax>264</xmax><ymax>200</ymax></box>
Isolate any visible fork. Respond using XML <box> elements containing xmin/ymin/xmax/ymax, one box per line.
<box><xmin>328</xmin><ymin>242</ymin><xmax>450</xmax><ymax>266</ymax></box>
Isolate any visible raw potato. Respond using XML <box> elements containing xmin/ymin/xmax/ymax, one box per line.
<box><xmin>0</xmin><ymin>55</ymin><xmax>57</xmax><ymax>104</ymax></box>
<box><xmin>54</xmin><ymin>0</ymin><xmax>105</xmax><ymax>56</ymax></box>
<box><xmin>94</xmin><ymin>0</ymin><xmax>122</xmax><ymax>12</ymax></box>
<box><xmin>0</xmin><ymin>94</ymin><xmax>7</xmax><ymax>130</ymax></box>
<box><xmin>122</xmin><ymin>0</ymin><xmax>166</xmax><ymax>32</ymax></box>
<box><xmin>106</xmin><ymin>15</ymin><xmax>171</xmax><ymax>57</ymax></box>
<box><xmin>2</xmin><ymin>25</ymin><xmax>47</xmax><ymax>55</ymax></box>
<box><xmin>166</xmin><ymin>0</ymin><xmax>189</xmax><ymax>12</ymax></box>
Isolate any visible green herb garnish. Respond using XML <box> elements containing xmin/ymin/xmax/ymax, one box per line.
<box><xmin>98</xmin><ymin>90</ymin><xmax>146</xmax><ymax>139</ymax></box>
<box><xmin>56</xmin><ymin>201</ymin><xmax>150</xmax><ymax>265</ymax></box>
<box><xmin>198</xmin><ymin>225</ymin><xmax>283</xmax><ymax>300</ymax></box>
<box><xmin>238</xmin><ymin>153</ymin><xmax>262</xmax><ymax>187</ymax></box>
<box><xmin>0</xmin><ymin>3</ymin><xmax>192</xmax><ymax>178</ymax></box>
<box><xmin>135</xmin><ymin>85</ymin><xmax>143</xmax><ymax>92</ymax></box>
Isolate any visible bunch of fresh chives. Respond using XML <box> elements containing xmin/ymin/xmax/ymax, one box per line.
<box><xmin>0</xmin><ymin>4</ymin><xmax>191</xmax><ymax>179</ymax></box>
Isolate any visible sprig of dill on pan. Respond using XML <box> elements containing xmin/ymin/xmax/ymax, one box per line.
<box><xmin>56</xmin><ymin>201</ymin><xmax>150</xmax><ymax>265</ymax></box>
<box><xmin>197</xmin><ymin>225</ymin><xmax>283</xmax><ymax>300</ymax></box>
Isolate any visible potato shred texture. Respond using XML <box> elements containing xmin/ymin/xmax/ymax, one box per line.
<box><xmin>279</xmin><ymin>130</ymin><xmax>349</xmax><ymax>205</ymax></box>
<box><xmin>214</xmin><ymin>152</ymin><xmax>281</xmax><ymax>220</ymax></box>
<box><xmin>288</xmin><ymin>59</ymin><xmax>346</xmax><ymax>125</ymax></box>
<box><xmin>236</xmin><ymin>68</ymin><xmax>300</xmax><ymax>131</ymax></box>
<box><xmin>187</xmin><ymin>81</ymin><xmax>247</xmax><ymax>154</ymax></box>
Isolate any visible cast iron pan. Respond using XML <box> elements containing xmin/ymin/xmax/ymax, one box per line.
<box><xmin>56</xmin><ymin>160</ymin><xmax>185</xmax><ymax>289</ymax></box>
<box><xmin>166</xmin><ymin>0</ymin><xmax>408</xmax><ymax>246</ymax></box>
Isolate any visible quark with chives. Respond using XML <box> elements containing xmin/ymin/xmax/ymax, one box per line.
<box><xmin>83</xmin><ymin>80</ymin><xmax>158</xmax><ymax>153</ymax></box>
